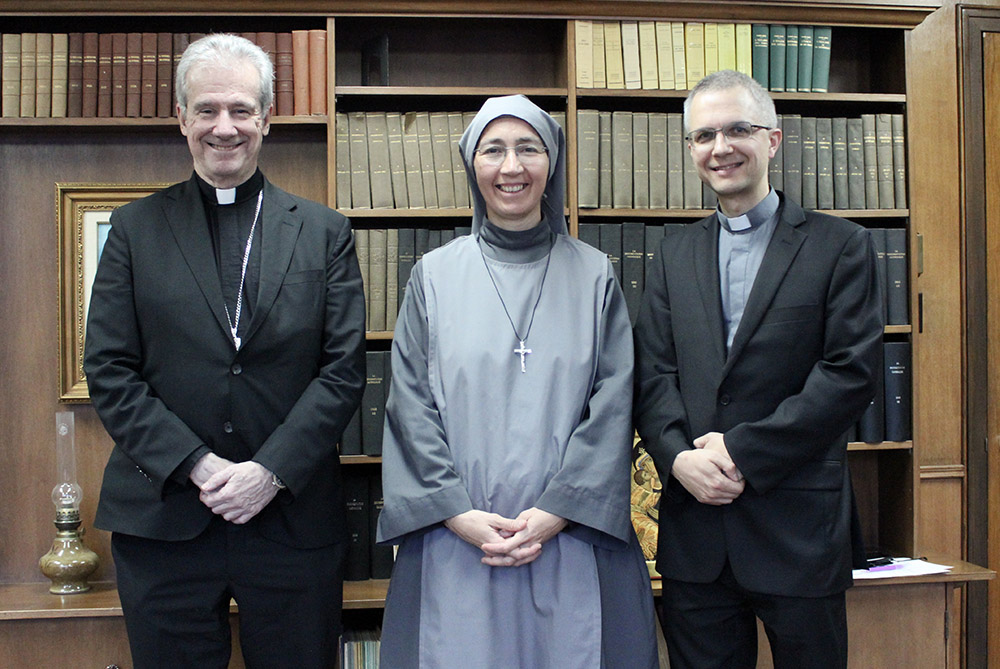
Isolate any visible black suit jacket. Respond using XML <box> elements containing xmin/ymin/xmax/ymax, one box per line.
<box><xmin>633</xmin><ymin>194</ymin><xmax>883</xmax><ymax>597</ymax></box>
<box><xmin>84</xmin><ymin>175</ymin><xmax>366</xmax><ymax>549</ymax></box>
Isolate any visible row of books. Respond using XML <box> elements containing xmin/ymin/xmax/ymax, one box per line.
<box><xmin>574</xmin><ymin>20</ymin><xmax>832</xmax><ymax>93</ymax></box>
<box><xmin>355</xmin><ymin>227</ymin><xmax>471</xmax><ymax>333</ymax></box>
<box><xmin>344</xmin><ymin>467</ymin><xmax>394</xmax><ymax>581</ymax></box>
<box><xmin>853</xmin><ymin>341</ymin><xmax>912</xmax><ymax>444</ymax></box>
<box><xmin>577</xmin><ymin>110</ymin><xmax>907</xmax><ymax>211</ymax></box>
<box><xmin>579</xmin><ymin>222</ymin><xmax>910</xmax><ymax>328</ymax></box>
<box><xmin>335</xmin><ymin>110</ymin><xmax>566</xmax><ymax>211</ymax></box>
<box><xmin>0</xmin><ymin>30</ymin><xmax>326</xmax><ymax>119</ymax></box>
<box><xmin>339</xmin><ymin>629</ymin><xmax>381</xmax><ymax>669</ymax></box>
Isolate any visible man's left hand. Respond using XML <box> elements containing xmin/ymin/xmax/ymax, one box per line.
<box><xmin>199</xmin><ymin>461</ymin><xmax>278</xmax><ymax>524</ymax></box>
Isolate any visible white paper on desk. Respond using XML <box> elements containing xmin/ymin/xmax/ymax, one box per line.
<box><xmin>852</xmin><ymin>558</ymin><xmax>954</xmax><ymax>580</ymax></box>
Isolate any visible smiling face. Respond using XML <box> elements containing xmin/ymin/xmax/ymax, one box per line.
<box><xmin>473</xmin><ymin>117</ymin><xmax>550</xmax><ymax>231</ymax></box>
<box><xmin>686</xmin><ymin>86</ymin><xmax>781</xmax><ymax>217</ymax></box>
<box><xmin>178</xmin><ymin>59</ymin><xmax>271</xmax><ymax>189</ymax></box>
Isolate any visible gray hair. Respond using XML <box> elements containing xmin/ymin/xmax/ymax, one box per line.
<box><xmin>176</xmin><ymin>34</ymin><xmax>274</xmax><ymax>117</ymax></box>
<box><xmin>682</xmin><ymin>70</ymin><xmax>777</xmax><ymax>131</ymax></box>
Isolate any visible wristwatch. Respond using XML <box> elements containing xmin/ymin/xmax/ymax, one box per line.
<box><xmin>271</xmin><ymin>472</ymin><xmax>287</xmax><ymax>490</ymax></box>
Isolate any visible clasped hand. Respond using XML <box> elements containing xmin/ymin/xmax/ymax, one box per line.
<box><xmin>444</xmin><ymin>507</ymin><xmax>568</xmax><ymax>568</ymax></box>
<box><xmin>671</xmin><ymin>431</ymin><xmax>745</xmax><ymax>505</ymax></box>
<box><xmin>190</xmin><ymin>453</ymin><xmax>277</xmax><ymax>524</ymax></box>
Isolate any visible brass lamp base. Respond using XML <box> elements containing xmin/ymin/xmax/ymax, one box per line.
<box><xmin>38</xmin><ymin>510</ymin><xmax>99</xmax><ymax>594</ymax></box>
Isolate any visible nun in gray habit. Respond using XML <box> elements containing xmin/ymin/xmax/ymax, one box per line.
<box><xmin>377</xmin><ymin>94</ymin><xmax>658</xmax><ymax>668</ymax></box>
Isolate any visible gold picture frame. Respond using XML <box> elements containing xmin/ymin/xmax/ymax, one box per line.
<box><xmin>57</xmin><ymin>183</ymin><xmax>168</xmax><ymax>402</ymax></box>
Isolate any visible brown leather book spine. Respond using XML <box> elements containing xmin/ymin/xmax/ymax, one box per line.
<box><xmin>257</xmin><ymin>31</ymin><xmax>277</xmax><ymax>72</ymax></box>
<box><xmin>275</xmin><ymin>32</ymin><xmax>293</xmax><ymax>117</ymax></box>
<box><xmin>156</xmin><ymin>33</ymin><xmax>172</xmax><ymax>118</ymax></box>
<box><xmin>308</xmin><ymin>29</ymin><xmax>326</xmax><ymax>115</ymax></box>
<box><xmin>291</xmin><ymin>30</ymin><xmax>310</xmax><ymax>116</ymax></box>
<box><xmin>67</xmin><ymin>33</ymin><xmax>83</xmax><ymax>117</ymax></box>
<box><xmin>82</xmin><ymin>32</ymin><xmax>98</xmax><ymax>117</ymax></box>
<box><xmin>125</xmin><ymin>33</ymin><xmax>141</xmax><ymax>117</ymax></box>
<box><xmin>172</xmin><ymin>33</ymin><xmax>189</xmax><ymax>116</ymax></box>
<box><xmin>140</xmin><ymin>32</ymin><xmax>156</xmax><ymax>117</ymax></box>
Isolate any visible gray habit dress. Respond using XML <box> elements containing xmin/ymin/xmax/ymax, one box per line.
<box><xmin>377</xmin><ymin>95</ymin><xmax>657</xmax><ymax>669</ymax></box>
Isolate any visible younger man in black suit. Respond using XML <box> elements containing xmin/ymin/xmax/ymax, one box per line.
<box><xmin>84</xmin><ymin>34</ymin><xmax>366</xmax><ymax>668</ymax></box>
<box><xmin>633</xmin><ymin>70</ymin><xmax>883</xmax><ymax>668</ymax></box>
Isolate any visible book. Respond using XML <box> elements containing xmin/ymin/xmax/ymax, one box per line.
<box><xmin>120</xmin><ymin>33</ymin><xmax>134</xmax><ymax>117</ymax></box>
<box><xmin>683</xmin><ymin>142</ymin><xmax>702</xmax><ymax>210</ymax></box>
<box><xmin>308</xmin><ymin>29</ymin><xmax>327</xmax><ymax>115</ymax></box>
<box><xmin>784</xmin><ymin>25</ymin><xmax>799</xmax><ymax>92</ymax></box>
<box><xmin>155</xmin><ymin>32</ymin><xmax>172</xmax><ymax>118</ymax></box>
<box><xmin>369</xmin><ymin>229</ymin><xmax>387</xmax><ymax>331</ymax></box>
<box><xmin>291</xmin><ymin>30</ymin><xmax>310</xmax><ymax>115</ymax></box>
<box><xmin>622</xmin><ymin>222</ymin><xmax>645</xmax><ymax>324</ymax></box>
<box><xmin>257</xmin><ymin>32</ymin><xmax>277</xmax><ymax>73</ymax></box>
<box><xmin>369</xmin><ymin>473</ymin><xmax>394</xmax><ymax>579</ymax></box>
<box><xmin>348</xmin><ymin>111</ymin><xmax>372</xmax><ymax>209</ymax></box>
<box><xmin>768</xmin><ymin>24</ymin><xmax>786</xmax><ymax>92</ymax></box>
<box><xmin>429</xmin><ymin>111</ymin><xmax>456</xmax><ymax>208</ymax></box>
<box><xmin>638</xmin><ymin>21</ymin><xmax>659</xmax><ymax>89</ymax></box>
<box><xmin>632</xmin><ymin>112</ymin><xmax>650</xmax><ymax>208</ymax></box>
<box><xmin>611</xmin><ymin>111</ymin><xmax>633</xmax><ymax>209</ymax></box>
<box><xmin>649</xmin><ymin>112</ymin><xmax>668</xmax><ymax>209</ymax></box>
<box><xmin>401</xmin><ymin>112</ymin><xmax>425</xmax><ymax>208</ymax></box>
<box><xmin>832</xmin><ymin>117</ymin><xmax>849</xmax><ymax>210</ymax></box>
<box><xmin>397</xmin><ymin>228</ymin><xmax>416</xmax><ymax>308</ymax></box>
<box><xmin>892</xmin><ymin>113</ymin><xmax>907</xmax><ymax>209</ymax></box>
<box><xmin>621</xmin><ymin>21</ymin><xmax>642</xmax><ymax>90</ymax></box>
<box><xmin>96</xmin><ymin>32</ymin><xmax>111</xmax><ymax>117</ymax></box>
<box><xmin>577</xmin><ymin>223</ymin><xmax>600</xmax><ymax>250</ymax></box>
<box><xmin>366</xmin><ymin>112</ymin><xmax>393</xmax><ymax>209</ymax></box>
<box><xmin>684</xmin><ymin>22</ymin><xmax>705</xmax><ymax>89</ymax></box>
<box><xmin>717</xmin><ymin>23</ymin><xmax>737</xmax><ymax>72</ymax></box>
<box><xmin>600</xmin><ymin>222</ymin><xmax>623</xmax><ymax>284</ymax></box>
<box><xmin>20</xmin><ymin>33</ymin><xmax>37</xmax><ymax>117</ymax></box>
<box><xmin>51</xmin><ymin>33</ymin><xmax>69</xmax><ymax>118</ymax></box>
<box><xmin>861</xmin><ymin>114</ymin><xmax>879</xmax><ymax>209</ymax></box>
<box><xmin>847</xmin><ymin>117</ymin><xmax>866</xmax><ymax>209</ymax></box>
<box><xmin>876</xmin><ymin>113</ymin><xmax>895</xmax><ymax>209</ymax></box>
<box><xmin>2</xmin><ymin>34</ymin><xmax>21</xmax><ymax>117</ymax></box>
<box><xmin>343</xmin><ymin>469</ymin><xmax>371</xmax><ymax>581</ymax></box>
<box><xmin>415</xmin><ymin>112</ymin><xmax>439</xmax><ymax>208</ymax></box>
<box><xmin>448</xmin><ymin>111</ymin><xmax>469</xmax><ymax>208</ymax></box>
<box><xmin>591</xmin><ymin>19</ymin><xmax>606</xmax><ymax>88</ymax></box>
<box><xmin>884</xmin><ymin>228</ymin><xmax>909</xmax><ymax>326</ymax></box>
<box><xmin>139</xmin><ymin>32</ymin><xmax>156</xmax><ymax>117</ymax></box>
<box><xmin>735</xmin><ymin>23</ymin><xmax>753</xmax><ymax>77</ymax></box>
<box><xmin>172</xmin><ymin>33</ymin><xmax>189</xmax><ymax>111</ymax></box>
<box><xmin>35</xmin><ymin>32</ymin><xmax>53</xmax><ymax>118</ymax></box>
<box><xmin>781</xmin><ymin>114</ymin><xmax>803</xmax><ymax>206</ymax></box>
<box><xmin>67</xmin><ymin>33</ymin><xmax>83</xmax><ymax>117</ymax></box>
<box><xmin>797</xmin><ymin>25</ymin><xmax>814</xmax><ymax>92</ymax></box>
<box><xmin>386</xmin><ymin>228</ymin><xmax>399</xmax><ymax>331</ymax></box>
<box><xmin>335</xmin><ymin>112</ymin><xmax>351</xmax><ymax>209</ymax></box>
<box><xmin>644</xmin><ymin>224</ymin><xmax>665</xmax><ymax>286</ymax></box>
<box><xmin>769</xmin><ymin>114</ymin><xmax>784</xmax><ymax>192</ymax></box>
<box><xmin>883</xmin><ymin>341</ymin><xmax>912</xmax><ymax>442</ymax></box>
<box><xmin>667</xmin><ymin>113</ymin><xmax>684</xmax><ymax>209</ymax></box>
<box><xmin>386</xmin><ymin>112</ymin><xmax>409</xmax><ymax>209</ymax></box>
<box><xmin>870</xmin><ymin>227</ymin><xmax>889</xmax><ymax>325</ymax></box>
<box><xmin>576</xmin><ymin>109</ymin><xmax>600</xmax><ymax>208</ymax></box>
<box><xmin>603</xmin><ymin>21</ymin><xmax>625</xmax><ymax>90</ymax></box>
<box><xmin>574</xmin><ymin>20</ymin><xmax>594</xmax><ymax>88</ymax></box>
<box><xmin>751</xmin><ymin>24</ymin><xmax>769</xmax><ymax>89</ymax></box>
<box><xmin>816</xmin><ymin>116</ymin><xmax>834</xmax><ymax>209</ymax></box>
<box><xmin>811</xmin><ymin>26</ymin><xmax>832</xmax><ymax>92</ymax></box>
<box><xmin>598</xmin><ymin>111</ymin><xmax>613</xmax><ymax>208</ymax></box>
<box><xmin>355</xmin><ymin>228</ymin><xmax>370</xmax><ymax>322</ymax></box>
<box><xmin>361</xmin><ymin>351</ymin><xmax>386</xmax><ymax>455</ymax></box>
<box><xmin>671</xmin><ymin>22</ymin><xmax>687</xmax><ymax>90</ymax></box>
<box><xmin>703</xmin><ymin>22</ymin><xmax>719</xmax><ymax>77</ymax></box>
<box><xmin>655</xmin><ymin>22</ymin><xmax>674</xmax><ymax>90</ymax></box>
<box><xmin>82</xmin><ymin>32</ymin><xmax>98</xmax><ymax>117</ymax></box>
<box><xmin>274</xmin><ymin>32</ymin><xmax>294</xmax><ymax>116</ymax></box>
<box><xmin>800</xmin><ymin>116</ymin><xmax>818</xmax><ymax>209</ymax></box>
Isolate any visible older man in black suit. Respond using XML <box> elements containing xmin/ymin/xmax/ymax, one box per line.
<box><xmin>633</xmin><ymin>70</ymin><xmax>883</xmax><ymax>669</ymax></box>
<box><xmin>84</xmin><ymin>34</ymin><xmax>366</xmax><ymax>668</ymax></box>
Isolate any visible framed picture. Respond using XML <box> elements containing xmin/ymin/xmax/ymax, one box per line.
<box><xmin>57</xmin><ymin>183</ymin><xmax>168</xmax><ymax>402</ymax></box>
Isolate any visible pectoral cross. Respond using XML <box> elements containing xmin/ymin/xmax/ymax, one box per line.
<box><xmin>514</xmin><ymin>340</ymin><xmax>532</xmax><ymax>373</ymax></box>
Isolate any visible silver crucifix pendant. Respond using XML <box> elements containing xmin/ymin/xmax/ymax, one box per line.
<box><xmin>514</xmin><ymin>339</ymin><xmax>531</xmax><ymax>373</ymax></box>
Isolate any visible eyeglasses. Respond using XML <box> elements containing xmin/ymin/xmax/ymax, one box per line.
<box><xmin>474</xmin><ymin>143</ymin><xmax>549</xmax><ymax>165</ymax></box>
<box><xmin>685</xmin><ymin>121</ymin><xmax>771</xmax><ymax>146</ymax></box>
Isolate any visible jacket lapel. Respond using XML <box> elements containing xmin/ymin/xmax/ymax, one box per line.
<box><xmin>724</xmin><ymin>198</ymin><xmax>807</xmax><ymax>373</ymax></box>
<box><xmin>242</xmin><ymin>180</ymin><xmax>302</xmax><ymax>346</ymax></box>
<box><xmin>692</xmin><ymin>215</ymin><xmax>728</xmax><ymax>367</ymax></box>
<box><xmin>162</xmin><ymin>178</ymin><xmax>232</xmax><ymax>341</ymax></box>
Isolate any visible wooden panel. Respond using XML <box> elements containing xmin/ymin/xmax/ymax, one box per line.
<box><xmin>918</xmin><ymin>476</ymin><xmax>964</xmax><ymax>557</ymax></box>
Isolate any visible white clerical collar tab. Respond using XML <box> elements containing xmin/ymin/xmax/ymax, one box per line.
<box><xmin>216</xmin><ymin>188</ymin><xmax>236</xmax><ymax>205</ymax></box>
<box><xmin>728</xmin><ymin>214</ymin><xmax>752</xmax><ymax>231</ymax></box>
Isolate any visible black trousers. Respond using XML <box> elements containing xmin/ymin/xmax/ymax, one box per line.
<box><xmin>113</xmin><ymin>516</ymin><xmax>345</xmax><ymax>669</ymax></box>
<box><xmin>659</xmin><ymin>561</ymin><xmax>848</xmax><ymax>669</ymax></box>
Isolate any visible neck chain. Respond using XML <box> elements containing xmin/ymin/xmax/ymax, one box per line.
<box><xmin>223</xmin><ymin>190</ymin><xmax>263</xmax><ymax>351</ymax></box>
<box><xmin>477</xmin><ymin>234</ymin><xmax>553</xmax><ymax>373</ymax></box>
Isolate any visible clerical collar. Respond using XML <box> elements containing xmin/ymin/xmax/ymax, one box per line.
<box><xmin>195</xmin><ymin>169</ymin><xmax>264</xmax><ymax>206</ymax></box>
<box><xmin>717</xmin><ymin>188</ymin><xmax>779</xmax><ymax>233</ymax></box>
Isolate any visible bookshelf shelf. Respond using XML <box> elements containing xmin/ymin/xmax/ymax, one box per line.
<box><xmin>848</xmin><ymin>440</ymin><xmax>913</xmax><ymax>451</ymax></box>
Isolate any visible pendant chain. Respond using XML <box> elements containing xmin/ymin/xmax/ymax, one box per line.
<box><xmin>223</xmin><ymin>190</ymin><xmax>263</xmax><ymax>351</ymax></box>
